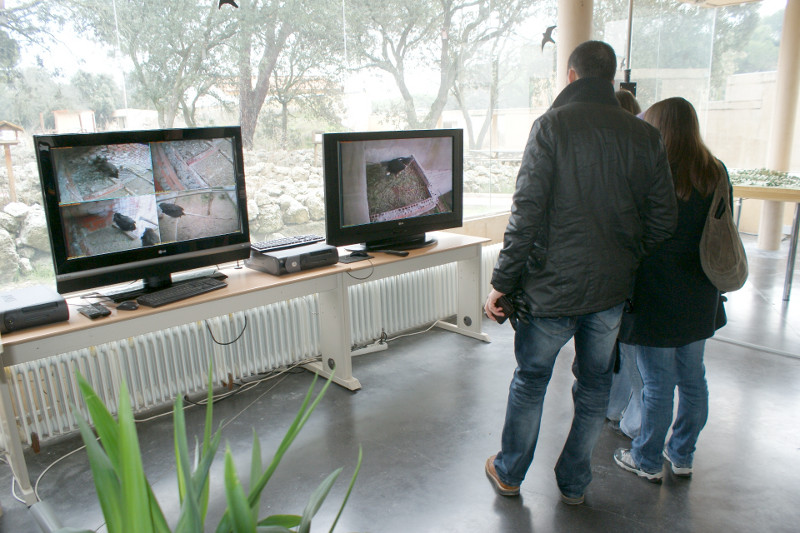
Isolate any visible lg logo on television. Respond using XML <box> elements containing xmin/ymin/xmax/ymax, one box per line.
<box><xmin>158</xmin><ymin>249</ymin><xmax>167</xmax><ymax>255</ymax></box>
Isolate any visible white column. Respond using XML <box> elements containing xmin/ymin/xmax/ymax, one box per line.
<box><xmin>556</xmin><ymin>0</ymin><xmax>594</xmax><ymax>93</ymax></box>
<box><xmin>759</xmin><ymin>0</ymin><xmax>800</xmax><ymax>250</ymax></box>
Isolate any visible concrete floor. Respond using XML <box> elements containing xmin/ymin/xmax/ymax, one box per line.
<box><xmin>1</xmin><ymin>234</ymin><xmax>798</xmax><ymax>532</ymax></box>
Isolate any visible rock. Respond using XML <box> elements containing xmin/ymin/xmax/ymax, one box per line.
<box><xmin>253</xmin><ymin>204</ymin><xmax>284</xmax><ymax>235</ymax></box>
<box><xmin>303</xmin><ymin>194</ymin><xmax>326</xmax><ymax>221</ymax></box>
<box><xmin>0</xmin><ymin>229</ymin><xmax>20</xmax><ymax>283</ymax></box>
<box><xmin>247</xmin><ymin>197</ymin><xmax>259</xmax><ymax>220</ymax></box>
<box><xmin>290</xmin><ymin>166</ymin><xmax>310</xmax><ymax>182</ymax></box>
<box><xmin>0</xmin><ymin>212</ymin><xmax>20</xmax><ymax>233</ymax></box>
<box><xmin>18</xmin><ymin>257</ymin><xmax>33</xmax><ymax>275</ymax></box>
<box><xmin>279</xmin><ymin>195</ymin><xmax>310</xmax><ymax>225</ymax></box>
<box><xmin>4</xmin><ymin>202</ymin><xmax>30</xmax><ymax>219</ymax></box>
<box><xmin>18</xmin><ymin>205</ymin><xmax>50</xmax><ymax>252</ymax></box>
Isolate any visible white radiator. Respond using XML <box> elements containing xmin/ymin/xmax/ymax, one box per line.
<box><xmin>7</xmin><ymin>296</ymin><xmax>319</xmax><ymax>446</ymax></box>
<box><xmin>482</xmin><ymin>242</ymin><xmax>502</xmax><ymax>300</ymax></box>
<box><xmin>5</xmin><ymin>248</ymin><xmax>498</xmax><ymax>446</ymax></box>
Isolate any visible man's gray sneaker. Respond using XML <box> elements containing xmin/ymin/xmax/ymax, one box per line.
<box><xmin>613</xmin><ymin>448</ymin><xmax>663</xmax><ymax>483</ymax></box>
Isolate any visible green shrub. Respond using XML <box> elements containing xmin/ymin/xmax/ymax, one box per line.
<box><xmin>728</xmin><ymin>168</ymin><xmax>800</xmax><ymax>188</ymax></box>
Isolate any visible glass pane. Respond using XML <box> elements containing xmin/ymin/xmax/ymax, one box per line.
<box><xmin>0</xmin><ymin>0</ymin><xmax>788</xmax><ymax>289</ymax></box>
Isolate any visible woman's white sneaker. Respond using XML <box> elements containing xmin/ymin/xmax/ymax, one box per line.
<box><xmin>663</xmin><ymin>449</ymin><xmax>693</xmax><ymax>477</ymax></box>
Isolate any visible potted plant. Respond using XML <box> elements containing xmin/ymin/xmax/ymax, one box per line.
<box><xmin>54</xmin><ymin>363</ymin><xmax>361</xmax><ymax>533</ymax></box>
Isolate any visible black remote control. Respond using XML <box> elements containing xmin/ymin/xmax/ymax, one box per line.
<box><xmin>78</xmin><ymin>303</ymin><xmax>111</xmax><ymax>319</ymax></box>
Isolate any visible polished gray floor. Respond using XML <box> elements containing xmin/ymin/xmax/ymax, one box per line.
<box><xmin>1</xmin><ymin>233</ymin><xmax>799</xmax><ymax>532</ymax></box>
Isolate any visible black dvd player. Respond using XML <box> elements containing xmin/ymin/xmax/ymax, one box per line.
<box><xmin>0</xmin><ymin>285</ymin><xmax>69</xmax><ymax>333</ymax></box>
<box><xmin>244</xmin><ymin>242</ymin><xmax>339</xmax><ymax>276</ymax></box>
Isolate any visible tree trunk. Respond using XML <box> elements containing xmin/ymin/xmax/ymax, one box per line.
<box><xmin>281</xmin><ymin>102</ymin><xmax>289</xmax><ymax>150</ymax></box>
<box><xmin>475</xmin><ymin>58</ymin><xmax>499</xmax><ymax>150</ymax></box>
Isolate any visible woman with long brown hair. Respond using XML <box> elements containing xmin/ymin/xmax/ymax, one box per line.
<box><xmin>613</xmin><ymin>97</ymin><xmax>729</xmax><ymax>482</ymax></box>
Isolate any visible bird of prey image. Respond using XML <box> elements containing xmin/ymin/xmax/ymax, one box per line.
<box><xmin>384</xmin><ymin>157</ymin><xmax>413</xmax><ymax>177</ymax></box>
<box><xmin>91</xmin><ymin>155</ymin><xmax>119</xmax><ymax>179</ymax></box>
<box><xmin>141</xmin><ymin>227</ymin><xmax>159</xmax><ymax>247</ymax></box>
<box><xmin>113</xmin><ymin>212</ymin><xmax>137</xmax><ymax>232</ymax></box>
<box><xmin>159</xmin><ymin>203</ymin><xmax>185</xmax><ymax>218</ymax></box>
<box><xmin>219</xmin><ymin>0</ymin><xmax>238</xmax><ymax>8</ymax></box>
<box><xmin>541</xmin><ymin>25</ymin><xmax>556</xmax><ymax>51</ymax></box>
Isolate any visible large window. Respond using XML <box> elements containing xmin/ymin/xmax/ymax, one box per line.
<box><xmin>0</xmin><ymin>0</ymin><xmax>786</xmax><ymax>289</ymax></box>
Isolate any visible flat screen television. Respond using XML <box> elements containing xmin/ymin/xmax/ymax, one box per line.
<box><xmin>35</xmin><ymin>126</ymin><xmax>251</xmax><ymax>295</ymax></box>
<box><xmin>323</xmin><ymin>128</ymin><xmax>463</xmax><ymax>251</ymax></box>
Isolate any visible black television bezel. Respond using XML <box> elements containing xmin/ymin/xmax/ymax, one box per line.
<box><xmin>35</xmin><ymin>126</ymin><xmax>251</xmax><ymax>294</ymax></box>
<box><xmin>322</xmin><ymin>128</ymin><xmax>464</xmax><ymax>250</ymax></box>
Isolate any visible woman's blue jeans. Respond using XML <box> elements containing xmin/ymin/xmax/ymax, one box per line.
<box><xmin>494</xmin><ymin>303</ymin><xmax>623</xmax><ymax>497</ymax></box>
<box><xmin>629</xmin><ymin>340</ymin><xmax>709</xmax><ymax>473</ymax></box>
<box><xmin>607</xmin><ymin>342</ymin><xmax>643</xmax><ymax>438</ymax></box>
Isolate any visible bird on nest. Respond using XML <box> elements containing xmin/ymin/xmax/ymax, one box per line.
<box><xmin>112</xmin><ymin>212</ymin><xmax>137</xmax><ymax>232</ymax></box>
<box><xmin>159</xmin><ymin>203</ymin><xmax>186</xmax><ymax>218</ymax></box>
<box><xmin>141</xmin><ymin>227</ymin><xmax>159</xmax><ymax>247</ymax></box>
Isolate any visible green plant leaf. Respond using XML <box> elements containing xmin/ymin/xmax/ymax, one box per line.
<box><xmin>250</xmin><ymin>429</ymin><xmax>262</xmax><ymax>522</ymax></box>
<box><xmin>191</xmin><ymin>428</ymin><xmax>223</xmax><ymax>490</ymax></box>
<box><xmin>200</xmin><ymin>356</ymin><xmax>216</xmax><ymax>521</ymax></box>
<box><xmin>328</xmin><ymin>445</ymin><xmax>363</xmax><ymax>533</ymax></box>
<box><xmin>257</xmin><ymin>374</ymin><xmax>334</xmax><ymax>496</ymax></box>
<box><xmin>254</xmin><ymin>527</ymin><xmax>295</xmax><ymax>533</ymax></box>
<box><xmin>71</xmin><ymin>405</ymin><xmax>123</xmax><ymax>533</ymax></box>
<box><xmin>215</xmin><ymin>374</ymin><xmax>334</xmax><ymax>533</ymax></box>
<box><xmin>173</xmin><ymin>395</ymin><xmax>204</xmax><ymax>533</ymax></box>
<box><xmin>258</xmin><ymin>515</ymin><xmax>301</xmax><ymax>528</ymax></box>
<box><xmin>74</xmin><ymin>374</ymin><xmax>169</xmax><ymax>533</ymax></box>
<box><xmin>146</xmin><ymin>484</ymin><xmax>172</xmax><ymax>533</ymax></box>
<box><xmin>224</xmin><ymin>446</ymin><xmax>256</xmax><ymax>532</ymax></box>
<box><xmin>204</xmin><ymin>359</ymin><xmax>215</xmax><ymax>452</ymax></box>
<box><xmin>76</xmin><ymin>372</ymin><xmax>121</xmax><ymax>469</ymax></box>
<box><xmin>297</xmin><ymin>468</ymin><xmax>342</xmax><ymax>533</ymax></box>
<box><xmin>116</xmin><ymin>380</ymin><xmax>155</xmax><ymax>533</ymax></box>
<box><xmin>174</xmin><ymin>395</ymin><xmax>191</xmax><ymax>504</ymax></box>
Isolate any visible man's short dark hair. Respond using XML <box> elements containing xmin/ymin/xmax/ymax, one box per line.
<box><xmin>567</xmin><ymin>41</ymin><xmax>617</xmax><ymax>81</ymax></box>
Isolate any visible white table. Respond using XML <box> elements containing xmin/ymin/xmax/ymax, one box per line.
<box><xmin>734</xmin><ymin>186</ymin><xmax>800</xmax><ymax>300</ymax></box>
<box><xmin>0</xmin><ymin>231</ymin><xmax>489</xmax><ymax>507</ymax></box>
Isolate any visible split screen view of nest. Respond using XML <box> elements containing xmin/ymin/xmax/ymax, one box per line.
<box><xmin>53</xmin><ymin>138</ymin><xmax>242</xmax><ymax>259</ymax></box>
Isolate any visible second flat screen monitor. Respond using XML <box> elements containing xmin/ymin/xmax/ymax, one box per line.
<box><xmin>324</xmin><ymin>129</ymin><xmax>463</xmax><ymax>251</ymax></box>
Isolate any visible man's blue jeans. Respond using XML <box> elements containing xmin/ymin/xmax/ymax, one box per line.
<box><xmin>493</xmin><ymin>303</ymin><xmax>624</xmax><ymax>497</ymax></box>
<box><xmin>630</xmin><ymin>340</ymin><xmax>709</xmax><ymax>473</ymax></box>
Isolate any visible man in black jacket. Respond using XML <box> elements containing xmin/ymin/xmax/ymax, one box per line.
<box><xmin>484</xmin><ymin>41</ymin><xmax>677</xmax><ymax>504</ymax></box>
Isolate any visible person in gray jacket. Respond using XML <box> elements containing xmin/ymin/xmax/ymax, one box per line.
<box><xmin>483</xmin><ymin>40</ymin><xmax>677</xmax><ymax>504</ymax></box>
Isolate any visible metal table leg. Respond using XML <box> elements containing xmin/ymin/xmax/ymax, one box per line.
<box><xmin>783</xmin><ymin>203</ymin><xmax>800</xmax><ymax>301</ymax></box>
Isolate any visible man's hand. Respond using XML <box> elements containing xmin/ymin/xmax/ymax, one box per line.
<box><xmin>484</xmin><ymin>288</ymin><xmax>507</xmax><ymax>322</ymax></box>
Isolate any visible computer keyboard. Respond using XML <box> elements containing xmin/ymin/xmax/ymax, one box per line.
<box><xmin>250</xmin><ymin>234</ymin><xmax>325</xmax><ymax>253</ymax></box>
<box><xmin>136</xmin><ymin>277</ymin><xmax>228</xmax><ymax>307</ymax></box>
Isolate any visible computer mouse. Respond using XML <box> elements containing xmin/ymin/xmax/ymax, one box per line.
<box><xmin>117</xmin><ymin>300</ymin><xmax>139</xmax><ymax>311</ymax></box>
<box><xmin>349</xmin><ymin>251</ymin><xmax>369</xmax><ymax>258</ymax></box>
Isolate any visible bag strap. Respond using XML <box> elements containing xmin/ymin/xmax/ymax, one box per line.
<box><xmin>711</xmin><ymin>159</ymin><xmax>732</xmax><ymax>219</ymax></box>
